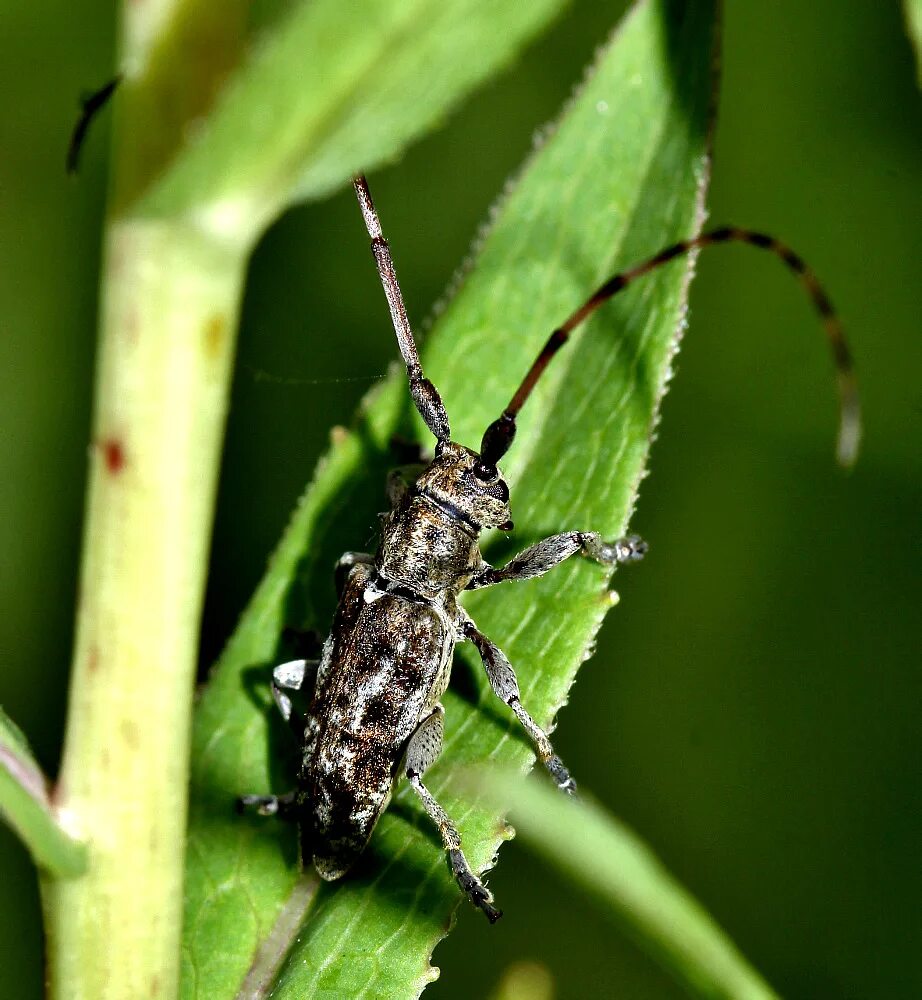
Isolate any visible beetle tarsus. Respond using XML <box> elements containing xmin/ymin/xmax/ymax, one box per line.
<box><xmin>580</xmin><ymin>531</ymin><xmax>648</xmax><ymax>566</ymax></box>
<box><xmin>547</xmin><ymin>755</ymin><xmax>578</xmax><ymax>796</ymax></box>
<box><xmin>449</xmin><ymin>849</ymin><xmax>502</xmax><ymax>922</ymax></box>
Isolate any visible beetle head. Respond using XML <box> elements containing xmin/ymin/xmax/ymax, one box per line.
<box><xmin>417</xmin><ymin>441</ymin><xmax>513</xmax><ymax>532</ymax></box>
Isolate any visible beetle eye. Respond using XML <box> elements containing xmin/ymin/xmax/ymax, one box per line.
<box><xmin>471</xmin><ymin>464</ymin><xmax>509</xmax><ymax>503</ymax></box>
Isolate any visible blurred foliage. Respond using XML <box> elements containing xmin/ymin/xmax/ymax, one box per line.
<box><xmin>477</xmin><ymin>772</ymin><xmax>777</xmax><ymax>998</ymax></box>
<box><xmin>1</xmin><ymin>1</ymin><xmax>919</xmax><ymax>999</ymax></box>
<box><xmin>906</xmin><ymin>0</ymin><xmax>922</xmax><ymax>84</ymax></box>
<box><xmin>488</xmin><ymin>960</ymin><xmax>554</xmax><ymax>1000</ymax></box>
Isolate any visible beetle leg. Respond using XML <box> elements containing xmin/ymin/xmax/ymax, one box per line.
<box><xmin>405</xmin><ymin>705</ymin><xmax>502</xmax><ymax>923</ymax></box>
<box><xmin>463</xmin><ymin>623</ymin><xmax>577</xmax><ymax>796</ymax></box>
<box><xmin>335</xmin><ymin>551</ymin><xmax>374</xmax><ymax>595</ymax></box>
<box><xmin>238</xmin><ymin>657</ymin><xmax>318</xmax><ymax>823</ymax></box>
<box><xmin>466</xmin><ymin>531</ymin><xmax>646</xmax><ymax>590</ymax></box>
<box><xmin>271</xmin><ymin>658</ymin><xmax>319</xmax><ymax>731</ymax></box>
<box><xmin>237</xmin><ymin>790</ymin><xmax>298</xmax><ymax>821</ymax></box>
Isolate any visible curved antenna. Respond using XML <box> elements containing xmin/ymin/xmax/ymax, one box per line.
<box><xmin>479</xmin><ymin>227</ymin><xmax>861</xmax><ymax>470</ymax></box>
<box><xmin>353</xmin><ymin>176</ymin><xmax>450</xmax><ymax>443</ymax></box>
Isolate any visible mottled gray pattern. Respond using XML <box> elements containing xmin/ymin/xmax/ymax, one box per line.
<box><xmin>302</xmin><ymin>563</ymin><xmax>454</xmax><ymax>878</ymax></box>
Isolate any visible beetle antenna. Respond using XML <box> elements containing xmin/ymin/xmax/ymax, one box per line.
<box><xmin>353</xmin><ymin>175</ymin><xmax>451</xmax><ymax>443</ymax></box>
<box><xmin>479</xmin><ymin>227</ymin><xmax>861</xmax><ymax>470</ymax></box>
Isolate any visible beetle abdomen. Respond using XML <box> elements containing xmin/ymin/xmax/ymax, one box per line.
<box><xmin>303</xmin><ymin>564</ymin><xmax>452</xmax><ymax>878</ymax></box>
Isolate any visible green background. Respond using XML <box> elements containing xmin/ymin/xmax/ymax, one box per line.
<box><xmin>1</xmin><ymin>1</ymin><xmax>919</xmax><ymax>997</ymax></box>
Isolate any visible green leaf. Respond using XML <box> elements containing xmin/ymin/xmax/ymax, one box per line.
<box><xmin>183</xmin><ymin>0</ymin><xmax>720</xmax><ymax>996</ymax></box>
<box><xmin>120</xmin><ymin>0</ymin><xmax>570</xmax><ymax>234</ymax></box>
<box><xmin>477</xmin><ymin>771</ymin><xmax>779</xmax><ymax>999</ymax></box>
<box><xmin>0</xmin><ymin>705</ymin><xmax>87</xmax><ymax>878</ymax></box>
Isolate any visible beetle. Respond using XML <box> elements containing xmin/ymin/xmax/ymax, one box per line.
<box><xmin>240</xmin><ymin>175</ymin><xmax>859</xmax><ymax>921</ymax></box>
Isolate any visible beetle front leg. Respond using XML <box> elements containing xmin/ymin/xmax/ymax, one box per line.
<box><xmin>466</xmin><ymin>530</ymin><xmax>646</xmax><ymax>590</ymax></box>
<box><xmin>405</xmin><ymin>705</ymin><xmax>502</xmax><ymax>923</ymax></box>
<box><xmin>463</xmin><ymin>622</ymin><xmax>577</xmax><ymax>795</ymax></box>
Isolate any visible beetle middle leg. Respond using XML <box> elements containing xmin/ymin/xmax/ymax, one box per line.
<box><xmin>463</xmin><ymin>622</ymin><xmax>577</xmax><ymax>795</ymax></box>
<box><xmin>466</xmin><ymin>530</ymin><xmax>646</xmax><ymax>590</ymax></box>
<box><xmin>237</xmin><ymin>790</ymin><xmax>298</xmax><ymax>820</ymax></box>
<box><xmin>271</xmin><ymin>658</ymin><xmax>319</xmax><ymax>735</ymax></box>
<box><xmin>405</xmin><ymin>705</ymin><xmax>502</xmax><ymax>922</ymax></box>
<box><xmin>236</xmin><ymin>662</ymin><xmax>315</xmax><ymax>820</ymax></box>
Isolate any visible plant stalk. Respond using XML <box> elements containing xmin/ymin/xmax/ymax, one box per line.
<box><xmin>41</xmin><ymin>218</ymin><xmax>248</xmax><ymax>1000</ymax></box>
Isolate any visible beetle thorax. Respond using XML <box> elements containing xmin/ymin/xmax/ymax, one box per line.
<box><xmin>375</xmin><ymin>441</ymin><xmax>512</xmax><ymax>599</ymax></box>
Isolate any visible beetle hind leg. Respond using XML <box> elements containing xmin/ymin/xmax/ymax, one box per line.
<box><xmin>405</xmin><ymin>706</ymin><xmax>502</xmax><ymax>923</ymax></box>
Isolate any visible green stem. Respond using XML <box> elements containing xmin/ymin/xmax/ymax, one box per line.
<box><xmin>41</xmin><ymin>219</ymin><xmax>248</xmax><ymax>1000</ymax></box>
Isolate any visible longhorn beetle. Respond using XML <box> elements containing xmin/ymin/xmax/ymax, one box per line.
<box><xmin>240</xmin><ymin>175</ymin><xmax>860</xmax><ymax>921</ymax></box>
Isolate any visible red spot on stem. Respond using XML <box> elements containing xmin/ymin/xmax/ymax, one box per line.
<box><xmin>101</xmin><ymin>437</ymin><xmax>126</xmax><ymax>474</ymax></box>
